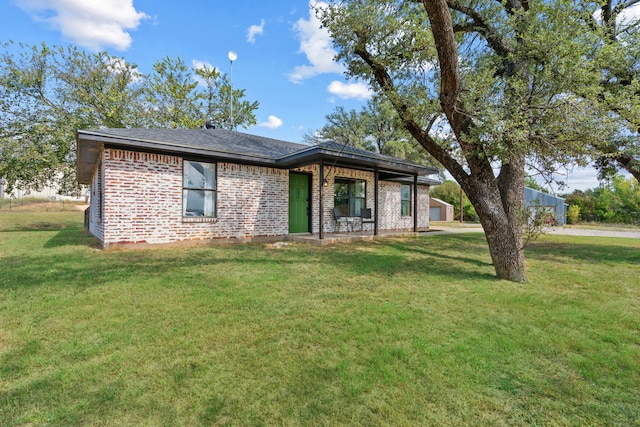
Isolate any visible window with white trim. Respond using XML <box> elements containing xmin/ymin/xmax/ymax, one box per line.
<box><xmin>183</xmin><ymin>160</ymin><xmax>216</xmax><ymax>217</ymax></box>
<box><xmin>334</xmin><ymin>178</ymin><xmax>366</xmax><ymax>217</ymax></box>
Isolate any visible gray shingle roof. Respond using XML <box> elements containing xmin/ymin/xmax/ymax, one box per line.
<box><xmin>81</xmin><ymin>128</ymin><xmax>304</xmax><ymax>159</ymax></box>
<box><xmin>300</xmin><ymin>140</ymin><xmax>425</xmax><ymax>167</ymax></box>
<box><xmin>76</xmin><ymin>128</ymin><xmax>441</xmax><ymax>184</ymax></box>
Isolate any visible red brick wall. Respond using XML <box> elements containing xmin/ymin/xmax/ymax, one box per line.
<box><xmin>292</xmin><ymin>165</ymin><xmax>430</xmax><ymax>233</ymax></box>
<box><xmin>86</xmin><ymin>148</ymin><xmax>431</xmax><ymax>246</ymax></box>
<box><xmin>93</xmin><ymin>148</ymin><xmax>288</xmax><ymax>246</ymax></box>
<box><xmin>379</xmin><ymin>181</ymin><xmax>430</xmax><ymax>231</ymax></box>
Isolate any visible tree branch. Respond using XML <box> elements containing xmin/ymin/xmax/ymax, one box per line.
<box><xmin>612</xmin><ymin>0</ymin><xmax>640</xmax><ymax>22</ymax></box>
<box><xmin>447</xmin><ymin>0</ymin><xmax>514</xmax><ymax>58</ymax></box>
<box><xmin>421</xmin><ymin>0</ymin><xmax>473</xmax><ymax>139</ymax></box>
<box><xmin>352</xmin><ymin>32</ymin><xmax>468</xmax><ymax>181</ymax></box>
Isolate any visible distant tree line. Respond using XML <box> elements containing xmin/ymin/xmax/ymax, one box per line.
<box><xmin>430</xmin><ymin>176</ymin><xmax>640</xmax><ymax>226</ymax></box>
<box><xmin>564</xmin><ymin>176</ymin><xmax>640</xmax><ymax>225</ymax></box>
<box><xmin>429</xmin><ymin>180</ymin><xmax>478</xmax><ymax>222</ymax></box>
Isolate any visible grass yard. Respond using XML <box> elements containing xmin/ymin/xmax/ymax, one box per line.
<box><xmin>1</xmin><ymin>206</ymin><xmax>639</xmax><ymax>426</ymax></box>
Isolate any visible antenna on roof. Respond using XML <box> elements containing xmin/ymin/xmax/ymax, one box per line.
<box><xmin>228</xmin><ymin>51</ymin><xmax>237</xmax><ymax>130</ymax></box>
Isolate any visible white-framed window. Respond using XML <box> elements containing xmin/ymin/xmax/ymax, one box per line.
<box><xmin>183</xmin><ymin>160</ymin><xmax>216</xmax><ymax>217</ymax></box>
<box><xmin>334</xmin><ymin>178</ymin><xmax>366</xmax><ymax>217</ymax></box>
<box><xmin>401</xmin><ymin>184</ymin><xmax>411</xmax><ymax>216</ymax></box>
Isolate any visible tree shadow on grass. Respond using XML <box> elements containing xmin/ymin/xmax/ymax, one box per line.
<box><xmin>0</xmin><ymin>221</ymin><xmax>99</xmax><ymax>249</ymax></box>
<box><xmin>1</xmin><ymin>242</ymin><xmax>329</xmax><ymax>291</ymax></box>
<box><xmin>13</xmin><ymin>232</ymin><xmax>606</xmax><ymax>293</ymax></box>
<box><xmin>387</xmin><ymin>238</ymin><xmax>494</xmax><ymax>268</ymax></box>
<box><xmin>526</xmin><ymin>238</ymin><xmax>640</xmax><ymax>265</ymax></box>
<box><xmin>1</xmin><ymin>235</ymin><xmax>500</xmax><ymax>291</ymax></box>
<box><xmin>322</xmin><ymin>234</ymin><xmax>499</xmax><ymax>282</ymax></box>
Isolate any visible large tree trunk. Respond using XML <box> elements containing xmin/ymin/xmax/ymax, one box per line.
<box><xmin>351</xmin><ymin>0</ymin><xmax>529</xmax><ymax>281</ymax></box>
<box><xmin>471</xmin><ymin>189</ymin><xmax>526</xmax><ymax>282</ymax></box>
<box><xmin>616</xmin><ymin>154</ymin><xmax>640</xmax><ymax>183</ymax></box>
<box><xmin>466</xmin><ymin>158</ymin><xmax>527</xmax><ymax>283</ymax></box>
<box><xmin>423</xmin><ymin>0</ymin><xmax>527</xmax><ymax>282</ymax></box>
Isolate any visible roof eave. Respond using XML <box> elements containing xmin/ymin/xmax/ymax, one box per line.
<box><xmin>76</xmin><ymin>130</ymin><xmax>281</xmax><ymax>184</ymax></box>
<box><xmin>76</xmin><ymin>130</ymin><xmax>442</xmax><ymax>184</ymax></box>
<box><xmin>278</xmin><ymin>146</ymin><xmax>439</xmax><ymax>176</ymax></box>
<box><xmin>384</xmin><ymin>176</ymin><xmax>442</xmax><ymax>186</ymax></box>
<box><xmin>76</xmin><ymin>133</ymin><xmax>103</xmax><ymax>184</ymax></box>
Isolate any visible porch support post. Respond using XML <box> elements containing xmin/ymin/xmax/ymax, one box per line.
<box><xmin>319</xmin><ymin>160</ymin><xmax>325</xmax><ymax>240</ymax></box>
<box><xmin>413</xmin><ymin>174</ymin><xmax>418</xmax><ymax>232</ymax></box>
<box><xmin>374</xmin><ymin>168</ymin><xmax>379</xmax><ymax>236</ymax></box>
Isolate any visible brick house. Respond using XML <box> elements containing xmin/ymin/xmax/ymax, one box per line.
<box><xmin>76</xmin><ymin>128</ymin><xmax>440</xmax><ymax>247</ymax></box>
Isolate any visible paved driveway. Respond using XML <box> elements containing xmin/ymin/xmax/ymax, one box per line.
<box><xmin>429</xmin><ymin>224</ymin><xmax>640</xmax><ymax>239</ymax></box>
<box><xmin>547</xmin><ymin>227</ymin><xmax>640</xmax><ymax>239</ymax></box>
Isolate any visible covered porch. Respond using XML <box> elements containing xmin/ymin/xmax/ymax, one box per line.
<box><xmin>281</xmin><ymin>141</ymin><xmax>441</xmax><ymax>240</ymax></box>
<box><xmin>287</xmin><ymin>229</ymin><xmax>427</xmax><ymax>245</ymax></box>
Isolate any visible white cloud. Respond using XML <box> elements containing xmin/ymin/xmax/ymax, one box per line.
<box><xmin>107</xmin><ymin>56</ymin><xmax>143</xmax><ymax>82</ymax></box>
<box><xmin>617</xmin><ymin>3</ymin><xmax>640</xmax><ymax>27</ymax></box>
<box><xmin>289</xmin><ymin>1</ymin><xmax>344</xmax><ymax>83</ymax></box>
<box><xmin>260</xmin><ymin>115</ymin><xmax>283</xmax><ymax>129</ymax></box>
<box><xmin>15</xmin><ymin>0</ymin><xmax>148</xmax><ymax>51</ymax></box>
<box><xmin>192</xmin><ymin>59</ymin><xmax>217</xmax><ymax>73</ymax></box>
<box><xmin>552</xmin><ymin>166</ymin><xmax>602</xmax><ymax>192</ymax></box>
<box><xmin>191</xmin><ymin>59</ymin><xmax>219</xmax><ymax>87</ymax></box>
<box><xmin>593</xmin><ymin>3</ymin><xmax>640</xmax><ymax>30</ymax></box>
<box><xmin>327</xmin><ymin>81</ymin><xmax>372</xmax><ymax>101</ymax></box>
<box><xmin>428</xmin><ymin>114</ymin><xmax>452</xmax><ymax>140</ymax></box>
<box><xmin>247</xmin><ymin>19</ymin><xmax>265</xmax><ymax>44</ymax></box>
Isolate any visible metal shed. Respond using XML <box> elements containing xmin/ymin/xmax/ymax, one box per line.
<box><xmin>430</xmin><ymin>197</ymin><xmax>454</xmax><ymax>222</ymax></box>
<box><xmin>524</xmin><ymin>187</ymin><xmax>567</xmax><ymax>226</ymax></box>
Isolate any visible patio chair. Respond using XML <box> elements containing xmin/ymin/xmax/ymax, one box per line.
<box><xmin>333</xmin><ymin>207</ymin><xmax>349</xmax><ymax>232</ymax></box>
<box><xmin>360</xmin><ymin>207</ymin><xmax>374</xmax><ymax>231</ymax></box>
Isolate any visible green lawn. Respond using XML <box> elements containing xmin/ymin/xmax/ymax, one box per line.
<box><xmin>1</xmin><ymin>207</ymin><xmax>639</xmax><ymax>426</ymax></box>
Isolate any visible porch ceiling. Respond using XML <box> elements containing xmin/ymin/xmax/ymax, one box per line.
<box><xmin>76</xmin><ymin>136</ymin><xmax>102</xmax><ymax>184</ymax></box>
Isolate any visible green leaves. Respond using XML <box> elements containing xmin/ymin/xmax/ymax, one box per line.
<box><xmin>320</xmin><ymin>0</ymin><xmax>638</xmax><ymax>186</ymax></box>
<box><xmin>0</xmin><ymin>42</ymin><xmax>259</xmax><ymax>194</ymax></box>
<box><xmin>305</xmin><ymin>94</ymin><xmax>442</xmax><ymax>169</ymax></box>
<box><xmin>566</xmin><ymin>175</ymin><xmax>640</xmax><ymax>224</ymax></box>
<box><xmin>142</xmin><ymin>56</ymin><xmax>202</xmax><ymax>129</ymax></box>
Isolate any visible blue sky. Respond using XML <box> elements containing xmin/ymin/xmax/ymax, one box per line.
<box><xmin>0</xmin><ymin>0</ymin><xmax>633</xmax><ymax>191</ymax></box>
<box><xmin>0</xmin><ymin>0</ymin><xmax>371</xmax><ymax>144</ymax></box>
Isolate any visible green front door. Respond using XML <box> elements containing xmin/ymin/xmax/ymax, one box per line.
<box><xmin>289</xmin><ymin>173</ymin><xmax>310</xmax><ymax>233</ymax></box>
